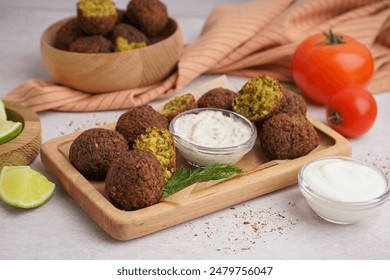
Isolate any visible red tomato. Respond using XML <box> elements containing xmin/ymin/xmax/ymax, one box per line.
<box><xmin>291</xmin><ymin>30</ymin><xmax>374</xmax><ymax>104</ymax></box>
<box><xmin>326</xmin><ymin>88</ymin><xmax>377</xmax><ymax>138</ymax></box>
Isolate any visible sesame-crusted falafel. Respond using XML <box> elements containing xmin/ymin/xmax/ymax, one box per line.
<box><xmin>197</xmin><ymin>87</ymin><xmax>236</xmax><ymax>110</ymax></box>
<box><xmin>77</xmin><ymin>0</ymin><xmax>118</xmax><ymax>35</ymax></box>
<box><xmin>126</xmin><ymin>0</ymin><xmax>169</xmax><ymax>37</ymax></box>
<box><xmin>259</xmin><ymin>113</ymin><xmax>319</xmax><ymax>160</ymax></box>
<box><xmin>232</xmin><ymin>75</ymin><xmax>283</xmax><ymax>122</ymax></box>
<box><xmin>134</xmin><ymin>127</ymin><xmax>176</xmax><ymax>182</ymax></box>
<box><xmin>105</xmin><ymin>150</ymin><xmax>164</xmax><ymax>210</ymax></box>
<box><xmin>273</xmin><ymin>88</ymin><xmax>307</xmax><ymax>116</ymax></box>
<box><xmin>69</xmin><ymin>35</ymin><xmax>114</xmax><ymax>53</ymax></box>
<box><xmin>160</xmin><ymin>93</ymin><xmax>197</xmax><ymax>122</ymax></box>
<box><xmin>54</xmin><ymin>18</ymin><xmax>84</xmax><ymax>51</ymax></box>
<box><xmin>69</xmin><ymin>128</ymin><xmax>128</xmax><ymax>180</ymax></box>
<box><xmin>115</xmin><ymin>105</ymin><xmax>169</xmax><ymax>146</ymax></box>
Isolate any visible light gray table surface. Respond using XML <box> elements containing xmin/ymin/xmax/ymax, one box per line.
<box><xmin>0</xmin><ymin>0</ymin><xmax>389</xmax><ymax>260</ymax></box>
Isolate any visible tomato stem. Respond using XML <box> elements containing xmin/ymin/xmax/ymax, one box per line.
<box><xmin>319</xmin><ymin>30</ymin><xmax>345</xmax><ymax>45</ymax></box>
<box><xmin>327</xmin><ymin>108</ymin><xmax>343</xmax><ymax>126</ymax></box>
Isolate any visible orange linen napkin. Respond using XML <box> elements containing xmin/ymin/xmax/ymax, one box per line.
<box><xmin>5</xmin><ymin>0</ymin><xmax>390</xmax><ymax>112</ymax></box>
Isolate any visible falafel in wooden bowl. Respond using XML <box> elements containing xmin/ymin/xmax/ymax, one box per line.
<box><xmin>40</xmin><ymin>0</ymin><xmax>183</xmax><ymax>93</ymax></box>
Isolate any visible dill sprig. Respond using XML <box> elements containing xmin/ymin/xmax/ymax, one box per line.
<box><xmin>162</xmin><ymin>163</ymin><xmax>244</xmax><ymax>198</ymax></box>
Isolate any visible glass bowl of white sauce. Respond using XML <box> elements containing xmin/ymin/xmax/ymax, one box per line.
<box><xmin>169</xmin><ymin>108</ymin><xmax>257</xmax><ymax>167</ymax></box>
<box><xmin>298</xmin><ymin>156</ymin><xmax>389</xmax><ymax>224</ymax></box>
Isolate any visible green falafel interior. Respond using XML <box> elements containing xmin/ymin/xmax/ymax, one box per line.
<box><xmin>161</xmin><ymin>93</ymin><xmax>195</xmax><ymax>117</ymax></box>
<box><xmin>232</xmin><ymin>75</ymin><xmax>283</xmax><ymax>121</ymax></box>
<box><xmin>78</xmin><ymin>0</ymin><xmax>117</xmax><ymax>17</ymax></box>
<box><xmin>134</xmin><ymin>127</ymin><xmax>176</xmax><ymax>182</ymax></box>
<box><xmin>115</xmin><ymin>37</ymin><xmax>147</xmax><ymax>52</ymax></box>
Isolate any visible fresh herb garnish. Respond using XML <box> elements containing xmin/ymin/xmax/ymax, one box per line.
<box><xmin>162</xmin><ymin>163</ymin><xmax>244</xmax><ymax>198</ymax></box>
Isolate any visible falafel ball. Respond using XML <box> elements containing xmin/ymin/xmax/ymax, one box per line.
<box><xmin>69</xmin><ymin>35</ymin><xmax>114</xmax><ymax>53</ymax></box>
<box><xmin>112</xmin><ymin>23</ymin><xmax>149</xmax><ymax>52</ymax></box>
<box><xmin>273</xmin><ymin>88</ymin><xmax>307</xmax><ymax>116</ymax></box>
<box><xmin>54</xmin><ymin>18</ymin><xmax>84</xmax><ymax>51</ymax></box>
<box><xmin>126</xmin><ymin>0</ymin><xmax>169</xmax><ymax>37</ymax></box>
<box><xmin>232</xmin><ymin>75</ymin><xmax>283</xmax><ymax>122</ymax></box>
<box><xmin>115</xmin><ymin>37</ymin><xmax>146</xmax><ymax>52</ymax></box>
<box><xmin>197</xmin><ymin>87</ymin><xmax>236</xmax><ymax>110</ymax></box>
<box><xmin>115</xmin><ymin>104</ymin><xmax>169</xmax><ymax>146</ymax></box>
<box><xmin>77</xmin><ymin>0</ymin><xmax>118</xmax><ymax>35</ymax></box>
<box><xmin>134</xmin><ymin>127</ymin><xmax>176</xmax><ymax>182</ymax></box>
<box><xmin>259</xmin><ymin>113</ymin><xmax>319</xmax><ymax>160</ymax></box>
<box><xmin>160</xmin><ymin>93</ymin><xmax>197</xmax><ymax>122</ymax></box>
<box><xmin>69</xmin><ymin>128</ymin><xmax>128</xmax><ymax>180</ymax></box>
<box><xmin>105</xmin><ymin>150</ymin><xmax>164</xmax><ymax>210</ymax></box>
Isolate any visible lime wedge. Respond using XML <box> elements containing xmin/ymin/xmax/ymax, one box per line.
<box><xmin>0</xmin><ymin>166</ymin><xmax>55</xmax><ymax>209</ymax></box>
<box><xmin>0</xmin><ymin>119</ymin><xmax>23</xmax><ymax>144</ymax></box>
<box><xmin>0</xmin><ymin>99</ymin><xmax>7</xmax><ymax>120</ymax></box>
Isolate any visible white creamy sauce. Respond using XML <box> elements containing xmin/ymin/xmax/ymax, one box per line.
<box><xmin>173</xmin><ymin>110</ymin><xmax>252</xmax><ymax>148</ymax></box>
<box><xmin>303</xmin><ymin>158</ymin><xmax>387</xmax><ymax>202</ymax></box>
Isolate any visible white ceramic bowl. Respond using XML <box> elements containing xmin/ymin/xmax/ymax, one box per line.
<box><xmin>298</xmin><ymin>156</ymin><xmax>389</xmax><ymax>224</ymax></box>
<box><xmin>169</xmin><ymin>108</ymin><xmax>257</xmax><ymax>167</ymax></box>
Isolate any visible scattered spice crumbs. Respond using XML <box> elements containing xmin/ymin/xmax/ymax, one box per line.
<box><xmin>58</xmin><ymin>116</ymin><xmax>118</xmax><ymax>136</ymax></box>
<box><xmin>183</xmin><ymin>202</ymin><xmax>299</xmax><ymax>254</ymax></box>
<box><xmin>364</xmin><ymin>154</ymin><xmax>390</xmax><ymax>178</ymax></box>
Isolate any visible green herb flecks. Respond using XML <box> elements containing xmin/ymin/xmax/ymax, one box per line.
<box><xmin>162</xmin><ymin>163</ymin><xmax>244</xmax><ymax>198</ymax></box>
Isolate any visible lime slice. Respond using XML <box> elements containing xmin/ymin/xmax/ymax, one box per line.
<box><xmin>0</xmin><ymin>119</ymin><xmax>23</xmax><ymax>144</ymax></box>
<box><xmin>0</xmin><ymin>99</ymin><xmax>7</xmax><ymax>120</ymax></box>
<box><xmin>0</xmin><ymin>166</ymin><xmax>55</xmax><ymax>209</ymax></box>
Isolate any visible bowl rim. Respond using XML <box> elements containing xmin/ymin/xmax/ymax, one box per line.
<box><xmin>1</xmin><ymin>100</ymin><xmax>41</xmax><ymax>166</ymax></box>
<box><xmin>169</xmin><ymin>107</ymin><xmax>257</xmax><ymax>154</ymax></box>
<box><xmin>298</xmin><ymin>155</ymin><xmax>390</xmax><ymax>208</ymax></box>
<box><xmin>40</xmin><ymin>16</ymin><xmax>181</xmax><ymax>56</ymax></box>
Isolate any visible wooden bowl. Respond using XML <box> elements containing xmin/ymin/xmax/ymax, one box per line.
<box><xmin>40</xmin><ymin>17</ymin><xmax>183</xmax><ymax>93</ymax></box>
<box><xmin>0</xmin><ymin>101</ymin><xmax>41</xmax><ymax>168</ymax></box>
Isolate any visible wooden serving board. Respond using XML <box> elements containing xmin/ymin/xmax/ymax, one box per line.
<box><xmin>40</xmin><ymin>77</ymin><xmax>352</xmax><ymax>241</ymax></box>
<box><xmin>1</xmin><ymin>101</ymin><xmax>41</xmax><ymax>168</ymax></box>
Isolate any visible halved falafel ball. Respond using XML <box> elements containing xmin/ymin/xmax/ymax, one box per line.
<box><xmin>197</xmin><ymin>87</ymin><xmax>236</xmax><ymax>110</ymax></box>
<box><xmin>115</xmin><ymin>37</ymin><xmax>146</xmax><ymax>51</ymax></box>
<box><xmin>126</xmin><ymin>0</ymin><xmax>169</xmax><ymax>37</ymax></box>
<box><xmin>134</xmin><ymin>127</ymin><xmax>176</xmax><ymax>182</ymax></box>
<box><xmin>273</xmin><ymin>88</ymin><xmax>307</xmax><ymax>116</ymax></box>
<box><xmin>112</xmin><ymin>23</ymin><xmax>149</xmax><ymax>52</ymax></box>
<box><xmin>232</xmin><ymin>75</ymin><xmax>283</xmax><ymax>122</ymax></box>
<box><xmin>160</xmin><ymin>93</ymin><xmax>197</xmax><ymax>122</ymax></box>
<box><xmin>259</xmin><ymin>113</ymin><xmax>319</xmax><ymax>160</ymax></box>
<box><xmin>54</xmin><ymin>18</ymin><xmax>84</xmax><ymax>51</ymax></box>
<box><xmin>115</xmin><ymin>104</ymin><xmax>169</xmax><ymax>146</ymax></box>
<box><xmin>69</xmin><ymin>128</ymin><xmax>128</xmax><ymax>180</ymax></box>
<box><xmin>77</xmin><ymin>0</ymin><xmax>118</xmax><ymax>35</ymax></box>
<box><xmin>105</xmin><ymin>150</ymin><xmax>164</xmax><ymax>210</ymax></box>
<box><xmin>69</xmin><ymin>35</ymin><xmax>114</xmax><ymax>53</ymax></box>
